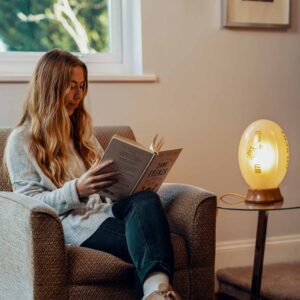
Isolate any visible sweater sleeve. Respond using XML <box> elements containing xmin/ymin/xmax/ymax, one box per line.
<box><xmin>5</xmin><ymin>128</ymin><xmax>81</xmax><ymax>215</ymax></box>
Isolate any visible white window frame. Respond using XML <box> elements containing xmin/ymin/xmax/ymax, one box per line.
<box><xmin>0</xmin><ymin>0</ymin><xmax>156</xmax><ymax>82</ymax></box>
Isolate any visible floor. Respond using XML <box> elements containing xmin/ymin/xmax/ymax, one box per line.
<box><xmin>216</xmin><ymin>293</ymin><xmax>237</xmax><ymax>300</ymax></box>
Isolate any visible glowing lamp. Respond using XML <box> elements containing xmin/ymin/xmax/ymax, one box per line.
<box><xmin>238</xmin><ymin>119</ymin><xmax>289</xmax><ymax>203</ymax></box>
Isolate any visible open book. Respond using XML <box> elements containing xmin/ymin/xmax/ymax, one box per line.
<box><xmin>98</xmin><ymin>134</ymin><xmax>182</xmax><ymax>201</ymax></box>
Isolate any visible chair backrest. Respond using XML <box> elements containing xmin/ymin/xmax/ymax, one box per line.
<box><xmin>0</xmin><ymin>128</ymin><xmax>13</xmax><ymax>192</ymax></box>
<box><xmin>0</xmin><ymin>126</ymin><xmax>135</xmax><ymax>192</ymax></box>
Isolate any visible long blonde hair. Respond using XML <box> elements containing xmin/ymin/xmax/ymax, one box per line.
<box><xmin>18</xmin><ymin>49</ymin><xmax>99</xmax><ymax>187</ymax></box>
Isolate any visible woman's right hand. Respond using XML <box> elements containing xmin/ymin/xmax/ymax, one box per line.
<box><xmin>76</xmin><ymin>159</ymin><xmax>118</xmax><ymax>198</ymax></box>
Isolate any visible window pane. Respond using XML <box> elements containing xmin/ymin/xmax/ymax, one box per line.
<box><xmin>0</xmin><ymin>0</ymin><xmax>109</xmax><ymax>53</ymax></box>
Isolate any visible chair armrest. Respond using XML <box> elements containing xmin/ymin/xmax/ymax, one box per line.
<box><xmin>0</xmin><ymin>192</ymin><xmax>67</xmax><ymax>300</ymax></box>
<box><xmin>158</xmin><ymin>183</ymin><xmax>217</xmax><ymax>267</ymax></box>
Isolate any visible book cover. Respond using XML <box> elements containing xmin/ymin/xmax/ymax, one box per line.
<box><xmin>98</xmin><ymin>134</ymin><xmax>182</xmax><ymax>201</ymax></box>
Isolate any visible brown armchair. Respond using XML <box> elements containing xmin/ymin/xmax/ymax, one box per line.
<box><xmin>0</xmin><ymin>126</ymin><xmax>216</xmax><ymax>300</ymax></box>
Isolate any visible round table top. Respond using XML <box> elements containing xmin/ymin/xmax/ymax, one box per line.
<box><xmin>218</xmin><ymin>195</ymin><xmax>300</xmax><ymax>212</ymax></box>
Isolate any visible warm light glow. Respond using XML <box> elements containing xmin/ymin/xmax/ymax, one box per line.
<box><xmin>248</xmin><ymin>141</ymin><xmax>275</xmax><ymax>173</ymax></box>
<box><xmin>238</xmin><ymin>119</ymin><xmax>289</xmax><ymax>190</ymax></box>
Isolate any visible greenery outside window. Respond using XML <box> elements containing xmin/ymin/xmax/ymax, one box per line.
<box><xmin>0</xmin><ymin>0</ymin><xmax>143</xmax><ymax>81</ymax></box>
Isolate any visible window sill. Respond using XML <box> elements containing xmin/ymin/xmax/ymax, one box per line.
<box><xmin>0</xmin><ymin>74</ymin><xmax>158</xmax><ymax>83</ymax></box>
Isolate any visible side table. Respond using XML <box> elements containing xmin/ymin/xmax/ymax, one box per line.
<box><xmin>217</xmin><ymin>198</ymin><xmax>300</xmax><ymax>300</ymax></box>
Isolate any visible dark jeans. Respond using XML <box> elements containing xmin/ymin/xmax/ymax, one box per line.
<box><xmin>81</xmin><ymin>191</ymin><xmax>174</xmax><ymax>299</ymax></box>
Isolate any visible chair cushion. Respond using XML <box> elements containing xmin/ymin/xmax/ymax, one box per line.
<box><xmin>67</xmin><ymin>233</ymin><xmax>188</xmax><ymax>284</ymax></box>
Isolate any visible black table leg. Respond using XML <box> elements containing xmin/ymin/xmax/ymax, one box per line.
<box><xmin>251</xmin><ymin>210</ymin><xmax>268</xmax><ymax>300</ymax></box>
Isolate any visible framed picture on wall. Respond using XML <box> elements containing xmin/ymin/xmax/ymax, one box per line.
<box><xmin>222</xmin><ymin>0</ymin><xmax>291</xmax><ymax>29</ymax></box>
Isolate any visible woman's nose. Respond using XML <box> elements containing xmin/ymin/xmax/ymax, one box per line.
<box><xmin>74</xmin><ymin>87</ymin><xmax>83</xmax><ymax>99</ymax></box>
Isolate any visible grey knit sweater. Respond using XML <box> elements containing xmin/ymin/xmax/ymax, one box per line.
<box><xmin>5</xmin><ymin>125</ymin><xmax>113</xmax><ymax>246</ymax></box>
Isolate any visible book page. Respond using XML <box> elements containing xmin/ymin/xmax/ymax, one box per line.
<box><xmin>113</xmin><ymin>134</ymin><xmax>150</xmax><ymax>152</ymax></box>
<box><xmin>98</xmin><ymin>137</ymin><xmax>154</xmax><ymax>201</ymax></box>
<box><xmin>133</xmin><ymin>148</ymin><xmax>182</xmax><ymax>193</ymax></box>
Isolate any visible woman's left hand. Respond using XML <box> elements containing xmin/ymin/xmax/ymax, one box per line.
<box><xmin>76</xmin><ymin>159</ymin><xmax>118</xmax><ymax>198</ymax></box>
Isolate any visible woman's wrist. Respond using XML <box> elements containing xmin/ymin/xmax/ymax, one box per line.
<box><xmin>75</xmin><ymin>179</ymin><xmax>84</xmax><ymax>201</ymax></box>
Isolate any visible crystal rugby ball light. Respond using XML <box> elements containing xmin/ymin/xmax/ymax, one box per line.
<box><xmin>238</xmin><ymin>119</ymin><xmax>289</xmax><ymax>203</ymax></box>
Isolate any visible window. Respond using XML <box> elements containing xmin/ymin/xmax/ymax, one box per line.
<box><xmin>0</xmin><ymin>0</ymin><xmax>144</xmax><ymax>81</ymax></box>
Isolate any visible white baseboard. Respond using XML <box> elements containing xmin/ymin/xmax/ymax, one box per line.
<box><xmin>216</xmin><ymin>234</ymin><xmax>300</xmax><ymax>270</ymax></box>
<box><xmin>214</xmin><ymin>234</ymin><xmax>300</xmax><ymax>292</ymax></box>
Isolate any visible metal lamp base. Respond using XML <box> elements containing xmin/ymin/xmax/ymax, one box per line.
<box><xmin>245</xmin><ymin>188</ymin><xmax>284</xmax><ymax>204</ymax></box>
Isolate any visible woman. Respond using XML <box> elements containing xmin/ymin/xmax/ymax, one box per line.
<box><xmin>5</xmin><ymin>49</ymin><xmax>180</xmax><ymax>300</ymax></box>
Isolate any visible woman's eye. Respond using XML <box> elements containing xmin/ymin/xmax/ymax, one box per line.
<box><xmin>70</xmin><ymin>84</ymin><xmax>85</xmax><ymax>90</ymax></box>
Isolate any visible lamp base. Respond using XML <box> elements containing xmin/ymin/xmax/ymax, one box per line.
<box><xmin>245</xmin><ymin>188</ymin><xmax>284</xmax><ymax>204</ymax></box>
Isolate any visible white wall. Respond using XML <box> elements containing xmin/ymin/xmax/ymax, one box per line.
<box><xmin>1</xmin><ymin>0</ymin><xmax>300</xmax><ymax>268</ymax></box>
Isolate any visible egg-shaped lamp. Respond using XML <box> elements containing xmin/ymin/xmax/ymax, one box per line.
<box><xmin>238</xmin><ymin>119</ymin><xmax>289</xmax><ymax>203</ymax></box>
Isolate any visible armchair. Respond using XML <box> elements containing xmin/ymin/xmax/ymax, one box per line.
<box><xmin>0</xmin><ymin>126</ymin><xmax>216</xmax><ymax>300</ymax></box>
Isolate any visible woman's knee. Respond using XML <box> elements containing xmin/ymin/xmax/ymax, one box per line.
<box><xmin>130</xmin><ymin>190</ymin><xmax>162</xmax><ymax>208</ymax></box>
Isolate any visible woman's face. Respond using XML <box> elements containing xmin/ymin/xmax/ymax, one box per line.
<box><xmin>65</xmin><ymin>66</ymin><xmax>86</xmax><ymax>116</ymax></box>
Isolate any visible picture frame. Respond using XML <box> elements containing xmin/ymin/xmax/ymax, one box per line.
<box><xmin>222</xmin><ymin>0</ymin><xmax>291</xmax><ymax>29</ymax></box>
